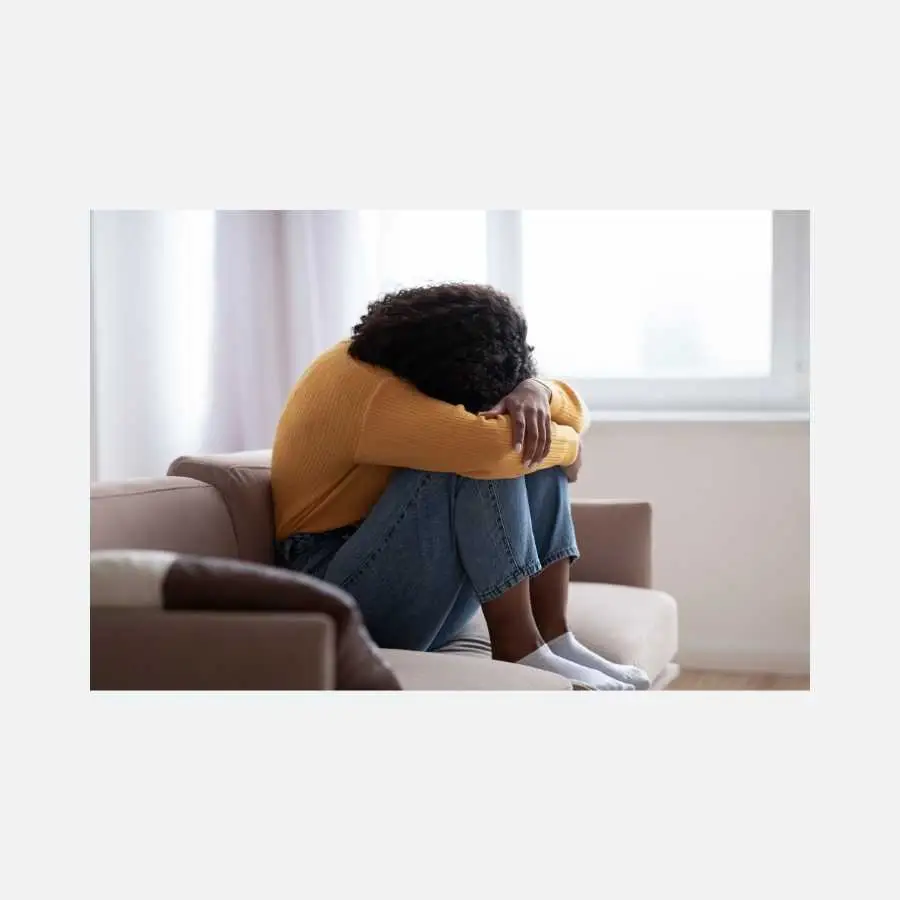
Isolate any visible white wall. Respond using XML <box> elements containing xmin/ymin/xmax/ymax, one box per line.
<box><xmin>572</xmin><ymin>422</ymin><xmax>809</xmax><ymax>674</ymax></box>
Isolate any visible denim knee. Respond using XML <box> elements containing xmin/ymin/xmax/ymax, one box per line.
<box><xmin>447</xmin><ymin>473</ymin><xmax>535</xmax><ymax>600</ymax></box>
<box><xmin>524</xmin><ymin>466</ymin><xmax>580</xmax><ymax>567</ymax></box>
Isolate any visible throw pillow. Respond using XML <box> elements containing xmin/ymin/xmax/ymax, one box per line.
<box><xmin>90</xmin><ymin>550</ymin><xmax>402</xmax><ymax>690</ymax></box>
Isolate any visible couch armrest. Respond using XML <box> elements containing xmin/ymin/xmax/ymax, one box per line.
<box><xmin>570</xmin><ymin>500</ymin><xmax>652</xmax><ymax>588</ymax></box>
<box><xmin>167</xmin><ymin>451</ymin><xmax>274</xmax><ymax>565</ymax></box>
<box><xmin>91</xmin><ymin>609</ymin><xmax>337</xmax><ymax>690</ymax></box>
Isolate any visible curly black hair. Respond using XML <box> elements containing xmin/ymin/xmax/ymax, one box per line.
<box><xmin>348</xmin><ymin>283</ymin><xmax>537</xmax><ymax>413</ymax></box>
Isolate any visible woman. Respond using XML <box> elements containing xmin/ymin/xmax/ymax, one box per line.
<box><xmin>272</xmin><ymin>283</ymin><xmax>649</xmax><ymax>690</ymax></box>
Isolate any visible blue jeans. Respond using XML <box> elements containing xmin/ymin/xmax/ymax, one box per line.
<box><xmin>276</xmin><ymin>467</ymin><xmax>579</xmax><ymax>651</ymax></box>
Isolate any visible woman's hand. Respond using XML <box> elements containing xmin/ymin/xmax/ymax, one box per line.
<box><xmin>479</xmin><ymin>378</ymin><xmax>552</xmax><ymax>467</ymax></box>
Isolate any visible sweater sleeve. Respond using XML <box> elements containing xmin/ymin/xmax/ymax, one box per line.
<box><xmin>547</xmin><ymin>379</ymin><xmax>589</xmax><ymax>433</ymax></box>
<box><xmin>355</xmin><ymin>376</ymin><xmax>581</xmax><ymax>478</ymax></box>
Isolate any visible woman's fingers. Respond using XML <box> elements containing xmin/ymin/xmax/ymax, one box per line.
<box><xmin>480</xmin><ymin>397</ymin><xmax>549</xmax><ymax>464</ymax></box>
<box><xmin>524</xmin><ymin>406</ymin><xmax>551</xmax><ymax>466</ymax></box>
<box><xmin>538</xmin><ymin>410</ymin><xmax>551</xmax><ymax>463</ymax></box>
<box><xmin>512</xmin><ymin>406</ymin><xmax>527</xmax><ymax>455</ymax></box>
<box><xmin>522</xmin><ymin>407</ymin><xmax>541</xmax><ymax>466</ymax></box>
<box><xmin>531</xmin><ymin>409</ymin><xmax>546</xmax><ymax>465</ymax></box>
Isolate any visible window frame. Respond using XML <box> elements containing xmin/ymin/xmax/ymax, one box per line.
<box><xmin>486</xmin><ymin>209</ymin><xmax>810</xmax><ymax>415</ymax></box>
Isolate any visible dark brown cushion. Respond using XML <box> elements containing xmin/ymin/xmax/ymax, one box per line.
<box><xmin>90</xmin><ymin>550</ymin><xmax>402</xmax><ymax>690</ymax></box>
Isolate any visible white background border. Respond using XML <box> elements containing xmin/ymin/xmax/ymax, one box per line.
<box><xmin>2</xmin><ymin>0</ymin><xmax>897</xmax><ymax>897</ymax></box>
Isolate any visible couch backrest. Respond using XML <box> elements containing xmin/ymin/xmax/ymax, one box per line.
<box><xmin>167</xmin><ymin>450</ymin><xmax>275</xmax><ymax>565</ymax></box>
<box><xmin>91</xmin><ymin>476</ymin><xmax>240</xmax><ymax>558</ymax></box>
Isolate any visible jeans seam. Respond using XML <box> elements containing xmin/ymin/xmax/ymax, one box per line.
<box><xmin>337</xmin><ymin>472</ymin><xmax>434</xmax><ymax>590</ymax></box>
<box><xmin>477</xmin><ymin>558</ymin><xmax>544</xmax><ymax>603</ymax></box>
<box><xmin>477</xmin><ymin>544</ymin><xmax>580</xmax><ymax>604</ymax></box>
<box><xmin>486</xmin><ymin>479</ymin><xmax>530</xmax><ymax>580</ymax></box>
<box><xmin>540</xmin><ymin>545</ymin><xmax>580</xmax><ymax>569</ymax></box>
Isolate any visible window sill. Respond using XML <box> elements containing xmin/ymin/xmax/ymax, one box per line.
<box><xmin>588</xmin><ymin>410</ymin><xmax>810</xmax><ymax>423</ymax></box>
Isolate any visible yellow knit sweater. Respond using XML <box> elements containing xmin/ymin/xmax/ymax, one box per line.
<box><xmin>272</xmin><ymin>342</ymin><xmax>588</xmax><ymax>538</ymax></box>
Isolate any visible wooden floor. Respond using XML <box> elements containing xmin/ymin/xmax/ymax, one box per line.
<box><xmin>668</xmin><ymin>669</ymin><xmax>810</xmax><ymax>690</ymax></box>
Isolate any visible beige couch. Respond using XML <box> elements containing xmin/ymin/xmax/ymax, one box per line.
<box><xmin>91</xmin><ymin>451</ymin><xmax>679</xmax><ymax>690</ymax></box>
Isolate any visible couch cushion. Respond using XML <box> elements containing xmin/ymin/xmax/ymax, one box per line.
<box><xmin>91</xmin><ymin>477</ymin><xmax>240</xmax><ymax>558</ymax></box>
<box><xmin>566</xmin><ymin>582</ymin><xmax>678</xmax><ymax>682</ymax></box>
<box><xmin>382</xmin><ymin>649</ymin><xmax>571</xmax><ymax>690</ymax></box>
<box><xmin>438</xmin><ymin>582</ymin><xmax>677</xmax><ymax>685</ymax></box>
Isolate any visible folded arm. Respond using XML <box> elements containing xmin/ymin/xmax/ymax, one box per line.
<box><xmin>355</xmin><ymin>375</ymin><xmax>580</xmax><ymax>478</ymax></box>
<box><xmin>546</xmin><ymin>379</ymin><xmax>589</xmax><ymax>433</ymax></box>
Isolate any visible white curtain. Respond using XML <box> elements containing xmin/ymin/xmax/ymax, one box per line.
<box><xmin>91</xmin><ymin>210</ymin><xmax>371</xmax><ymax>481</ymax></box>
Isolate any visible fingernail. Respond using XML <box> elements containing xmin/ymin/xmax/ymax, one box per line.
<box><xmin>524</xmin><ymin>459</ymin><xmax>532</xmax><ymax>467</ymax></box>
<box><xmin>515</xmin><ymin>443</ymin><xmax>523</xmax><ymax>453</ymax></box>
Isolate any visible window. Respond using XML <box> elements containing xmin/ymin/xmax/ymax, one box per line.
<box><xmin>521</xmin><ymin>211</ymin><xmax>773</xmax><ymax>378</ymax></box>
<box><xmin>361</xmin><ymin>209</ymin><xmax>810</xmax><ymax>415</ymax></box>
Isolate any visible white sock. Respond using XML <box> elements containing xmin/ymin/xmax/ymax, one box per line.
<box><xmin>547</xmin><ymin>632</ymin><xmax>651</xmax><ymax>690</ymax></box>
<box><xmin>517</xmin><ymin>644</ymin><xmax>634</xmax><ymax>691</ymax></box>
